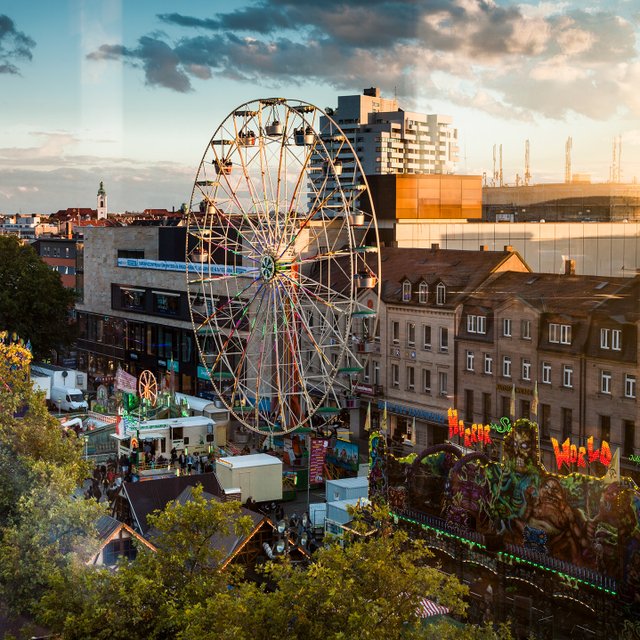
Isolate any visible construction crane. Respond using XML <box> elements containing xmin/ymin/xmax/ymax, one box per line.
<box><xmin>565</xmin><ymin>136</ymin><xmax>572</xmax><ymax>184</ymax></box>
<box><xmin>524</xmin><ymin>139</ymin><xmax>531</xmax><ymax>186</ymax></box>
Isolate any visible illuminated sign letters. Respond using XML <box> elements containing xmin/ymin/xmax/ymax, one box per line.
<box><xmin>448</xmin><ymin>409</ymin><xmax>492</xmax><ymax>448</ymax></box>
<box><xmin>551</xmin><ymin>436</ymin><xmax>612</xmax><ymax>470</ymax></box>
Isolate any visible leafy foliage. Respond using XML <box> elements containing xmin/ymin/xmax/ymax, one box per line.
<box><xmin>0</xmin><ymin>235</ymin><xmax>76</xmax><ymax>358</ymax></box>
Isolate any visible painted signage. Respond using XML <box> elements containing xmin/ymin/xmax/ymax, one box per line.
<box><xmin>551</xmin><ymin>436</ymin><xmax>612</xmax><ymax>470</ymax></box>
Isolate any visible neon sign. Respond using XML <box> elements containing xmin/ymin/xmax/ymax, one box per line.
<box><xmin>551</xmin><ymin>436</ymin><xmax>612</xmax><ymax>470</ymax></box>
<box><xmin>448</xmin><ymin>409</ymin><xmax>492</xmax><ymax>448</ymax></box>
<box><xmin>491</xmin><ymin>417</ymin><xmax>512</xmax><ymax>434</ymax></box>
<box><xmin>629</xmin><ymin>454</ymin><xmax>640</xmax><ymax>466</ymax></box>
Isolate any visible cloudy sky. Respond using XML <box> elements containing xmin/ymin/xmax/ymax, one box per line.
<box><xmin>1</xmin><ymin>0</ymin><xmax>639</xmax><ymax>213</ymax></box>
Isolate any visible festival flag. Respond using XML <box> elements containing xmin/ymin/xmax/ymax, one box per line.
<box><xmin>364</xmin><ymin>401</ymin><xmax>371</xmax><ymax>432</ymax></box>
<box><xmin>510</xmin><ymin>383</ymin><xmax>516</xmax><ymax>419</ymax></box>
<box><xmin>115</xmin><ymin>366</ymin><xmax>137</xmax><ymax>394</ymax></box>
<box><xmin>380</xmin><ymin>401</ymin><xmax>388</xmax><ymax>435</ymax></box>
<box><xmin>532</xmin><ymin>380</ymin><xmax>539</xmax><ymax>416</ymax></box>
<box><xmin>603</xmin><ymin>448</ymin><xmax>620</xmax><ymax>484</ymax></box>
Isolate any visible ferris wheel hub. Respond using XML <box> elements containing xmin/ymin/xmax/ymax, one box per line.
<box><xmin>260</xmin><ymin>253</ymin><xmax>277</xmax><ymax>282</ymax></box>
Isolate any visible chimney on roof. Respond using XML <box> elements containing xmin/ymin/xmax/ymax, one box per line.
<box><xmin>504</xmin><ymin>245</ymin><xmax>513</xmax><ymax>252</ymax></box>
<box><xmin>363</xmin><ymin>87</ymin><xmax>380</xmax><ymax>98</ymax></box>
<box><xmin>480</xmin><ymin>245</ymin><xmax>488</xmax><ymax>252</ymax></box>
<box><xmin>431</xmin><ymin>243</ymin><xmax>440</xmax><ymax>251</ymax></box>
<box><xmin>564</xmin><ymin>258</ymin><xmax>576</xmax><ymax>276</ymax></box>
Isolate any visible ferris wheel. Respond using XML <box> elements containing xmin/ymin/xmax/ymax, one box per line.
<box><xmin>186</xmin><ymin>98</ymin><xmax>380</xmax><ymax>435</ymax></box>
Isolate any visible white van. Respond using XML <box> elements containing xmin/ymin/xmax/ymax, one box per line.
<box><xmin>51</xmin><ymin>386</ymin><xmax>88</xmax><ymax>412</ymax></box>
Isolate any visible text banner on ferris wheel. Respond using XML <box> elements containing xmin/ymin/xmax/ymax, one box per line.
<box><xmin>117</xmin><ymin>258</ymin><xmax>255</xmax><ymax>275</ymax></box>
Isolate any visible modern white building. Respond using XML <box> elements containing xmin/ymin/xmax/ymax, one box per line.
<box><xmin>312</xmin><ymin>88</ymin><xmax>458</xmax><ymax>203</ymax></box>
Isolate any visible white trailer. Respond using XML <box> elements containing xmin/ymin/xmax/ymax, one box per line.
<box><xmin>215</xmin><ymin>453</ymin><xmax>283</xmax><ymax>503</ymax></box>
<box><xmin>31</xmin><ymin>363</ymin><xmax>87</xmax><ymax>391</ymax></box>
<box><xmin>112</xmin><ymin>415</ymin><xmax>218</xmax><ymax>459</ymax></box>
<box><xmin>174</xmin><ymin>392</ymin><xmax>229</xmax><ymax>446</ymax></box>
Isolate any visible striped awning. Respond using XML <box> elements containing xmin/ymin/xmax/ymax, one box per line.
<box><xmin>417</xmin><ymin>598</ymin><xmax>449</xmax><ymax>618</ymax></box>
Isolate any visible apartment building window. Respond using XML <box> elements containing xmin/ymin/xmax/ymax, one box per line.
<box><xmin>550</xmin><ymin>323</ymin><xmax>572</xmax><ymax>344</ymax></box>
<box><xmin>121</xmin><ymin>287</ymin><xmax>145</xmax><ymax>311</ymax></box>
<box><xmin>438</xmin><ymin>371</ymin><xmax>448</xmax><ymax>397</ymax></box>
<box><xmin>482</xmin><ymin>393</ymin><xmax>491</xmax><ymax>425</ymax></box>
<box><xmin>391</xmin><ymin>364</ymin><xmax>399</xmax><ymax>388</ymax></box>
<box><xmin>600</xmin><ymin>328</ymin><xmax>610</xmax><ymax>349</ymax></box>
<box><xmin>392</xmin><ymin>321</ymin><xmax>399</xmax><ymax>344</ymax></box>
<box><xmin>419</xmin><ymin>282</ymin><xmax>428</xmax><ymax>304</ymax></box>
<box><xmin>600</xmin><ymin>415</ymin><xmax>611</xmax><ymax>443</ymax></box>
<box><xmin>521</xmin><ymin>319</ymin><xmax>531</xmax><ymax>340</ymax></box>
<box><xmin>407</xmin><ymin>322</ymin><xmax>415</xmax><ymax>346</ymax></box>
<box><xmin>624</xmin><ymin>420</ymin><xmax>635</xmax><ymax>458</ymax></box>
<box><xmin>484</xmin><ymin>354</ymin><xmax>493</xmax><ymax>375</ymax></box>
<box><xmin>600</xmin><ymin>371</ymin><xmax>612</xmax><ymax>394</ymax></box>
<box><xmin>520</xmin><ymin>399</ymin><xmax>530</xmax><ymax>420</ymax></box>
<box><xmin>423</xmin><ymin>325</ymin><xmax>431</xmax><ymax>350</ymax></box>
<box><xmin>465</xmin><ymin>389</ymin><xmax>474</xmax><ymax>423</ymax></box>
<box><xmin>502</xmin><ymin>318</ymin><xmax>512</xmax><ymax>337</ymax></box>
<box><xmin>501</xmin><ymin>396</ymin><xmax>510</xmax><ymax>418</ymax></box>
<box><xmin>406</xmin><ymin>366</ymin><xmax>415</xmax><ymax>391</ymax></box>
<box><xmin>373</xmin><ymin>361</ymin><xmax>380</xmax><ymax>386</ymax></box>
<box><xmin>563</xmin><ymin>365</ymin><xmax>573</xmax><ymax>388</ymax></box>
<box><xmin>612</xmin><ymin>329</ymin><xmax>621</xmax><ymax>351</ymax></box>
<box><xmin>436</xmin><ymin>283</ymin><xmax>446</xmax><ymax>305</ymax></box>
<box><xmin>363</xmin><ymin>361</ymin><xmax>370</xmax><ymax>382</ymax></box>
<box><xmin>467</xmin><ymin>315</ymin><xmax>486</xmax><ymax>334</ymax></box>
<box><xmin>521</xmin><ymin>359</ymin><xmax>531</xmax><ymax>381</ymax></box>
<box><xmin>466</xmin><ymin>351</ymin><xmax>475</xmax><ymax>372</ymax></box>
<box><xmin>502</xmin><ymin>356</ymin><xmax>512</xmax><ymax>378</ymax></box>
<box><xmin>153</xmin><ymin>291</ymin><xmax>180</xmax><ymax>316</ymax></box>
<box><xmin>542</xmin><ymin>362</ymin><xmax>551</xmax><ymax>384</ymax></box>
<box><xmin>541</xmin><ymin>403</ymin><xmax>551</xmax><ymax>439</ymax></box>
<box><xmin>561</xmin><ymin>408</ymin><xmax>572</xmax><ymax>440</ymax></box>
<box><xmin>625</xmin><ymin>374</ymin><xmax>636</xmax><ymax>399</ymax></box>
<box><xmin>402</xmin><ymin>280</ymin><xmax>412</xmax><ymax>302</ymax></box>
<box><xmin>422</xmin><ymin>369</ymin><xmax>431</xmax><ymax>393</ymax></box>
<box><xmin>439</xmin><ymin>327</ymin><xmax>448</xmax><ymax>352</ymax></box>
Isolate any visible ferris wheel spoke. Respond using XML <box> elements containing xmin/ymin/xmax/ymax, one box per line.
<box><xmin>228</xmin><ymin>283</ymin><xmax>270</xmax><ymax>407</ymax></box>
<box><xmin>204</xmin><ymin>282</ymin><xmax>265</xmax><ymax>381</ymax></box>
<box><xmin>195</xmin><ymin>274</ymin><xmax>261</xmax><ymax>332</ymax></box>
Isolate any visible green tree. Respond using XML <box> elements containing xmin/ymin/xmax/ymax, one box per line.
<box><xmin>38</xmin><ymin>486</ymin><xmax>254</xmax><ymax>640</ymax></box>
<box><xmin>178</xmin><ymin>516</ymin><xmax>510</xmax><ymax>640</ymax></box>
<box><xmin>0</xmin><ymin>339</ymin><xmax>98</xmax><ymax>618</ymax></box>
<box><xmin>0</xmin><ymin>235</ymin><xmax>76</xmax><ymax>358</ymax></box>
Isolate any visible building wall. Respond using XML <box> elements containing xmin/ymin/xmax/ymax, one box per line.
<box><xmin>366</xmin><ymin>174</ymin><xmax>482</xmax><ymax>221</ymax></box>
<box><xmin>393</xmin><ymin>221</ymin><xmax>640</xmax><ymax>278</ymax></box>
<box><xmin>483</xmin><ymin>183</ymin><xmax>640</xmax><ymax>222</ymax></box>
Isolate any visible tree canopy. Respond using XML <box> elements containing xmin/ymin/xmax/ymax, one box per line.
<box><xmin>0</xmin><ymin>235</ymin><xmax>76</xmax><ymax>358</ymax></box>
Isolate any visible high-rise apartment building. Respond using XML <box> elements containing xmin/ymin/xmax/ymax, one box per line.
<box><xmin>338</xmin><ymin>87</ymin><xmax>457</xmax><ymax>174</ymax></box>
<box><xmin>311</xmin><ymin>87</ymin><xmax>458</xmax><ymax>211</ymax></box>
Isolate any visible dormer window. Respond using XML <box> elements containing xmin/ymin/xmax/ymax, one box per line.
<box><xmin>418</xmin><ymin>282</ymin><xmax>428</xmax><ymax>304</ymax></box>
<box><xmin>436</xmin><ymin>283</ymin><xmax>446</xmax><ymax>306</ymax></box>
<box><xmin>402</xmin><ymin>280</ymin><xmax>411</xmax><ymax>302</ymax></box>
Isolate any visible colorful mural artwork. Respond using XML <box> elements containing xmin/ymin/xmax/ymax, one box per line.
<box><xmin>371</xmin><ymin>418</ymin><xmax>640</xmax><ymax>602</ymax></box>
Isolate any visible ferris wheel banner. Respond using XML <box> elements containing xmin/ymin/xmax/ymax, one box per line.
<box><xmin>117</xmin><ymin>257</ymin><xmax>253</xmax><ymax>276</ymax></box>
<box><xmin>115</xmin><ymin>366</ymin><xmax>138</xmax><ymax>394</ymax></box>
